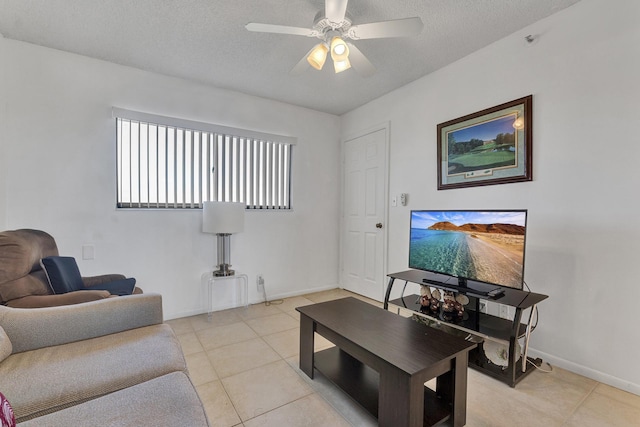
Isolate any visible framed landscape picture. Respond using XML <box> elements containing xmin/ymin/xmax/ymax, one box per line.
<box><xmin>437</xmin><ymin>95</ymin><xmax>532</xmax><ymax>190</ymax></box>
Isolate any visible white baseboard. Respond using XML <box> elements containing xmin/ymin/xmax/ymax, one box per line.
<box><xmin>250</xmin><ymin>284</ymin><xmax>340</xmax><ymax>305</ymax></box>
<box><xmin>528</xmin><ymin>347</ymin><xmax>640</xmax><ymax>396</ymax></box>
<box><xmin>164</xmin><ymin>284</ymin><xmax>342</xmax><ymax>320</ymax></box>
<box><xmin>164</xmin><ymin>307</ymin><xmax>206</xmax><ymax>321</ymax></box>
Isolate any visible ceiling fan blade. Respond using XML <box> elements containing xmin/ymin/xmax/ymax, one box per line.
<box><xmin>346</xmin><ymin>43</ymin><xmax>376</xmax><ymax>77</ymax></box>
<box><xmin>290</xmin><ymin>47</ymin><xmax>315</xmax><ymax>75</ymax></box>
<box><xmin>245</xmin><ymin>23</ymin><xmax>316</xmax><ymax>37</ymax></box>
<box><xmin>347</xmin><ymin>17</ymin><xmax>424</xmax><ymax>40</ymax></box>
<box><xmin>325</xmin><ymin>0</ymin><xmax>349</xmax><ymax>23</ymax></box>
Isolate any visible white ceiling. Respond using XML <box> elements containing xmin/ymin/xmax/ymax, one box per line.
<box><xmin>0</xmin><ymin>0</ymin><xmax>581</xmax><ymax>115</ymax></box>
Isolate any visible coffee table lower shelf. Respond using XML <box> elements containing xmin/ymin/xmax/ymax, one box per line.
<box><xmin>315</xmin><ymin>346</ymin><xmax>452</xmax><ymax>427</ymax></box>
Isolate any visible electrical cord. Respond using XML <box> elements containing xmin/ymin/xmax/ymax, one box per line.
<box><xmin>261</xmin><ymin>281</ymin><xmax>283</xmax><ymax>306</ymax></box>
<box><xmin>522</xmin><ymin>281</ymin><xmax>538</xmax><ymax>333</ymax></box>
<box><xmin>527</xmin><ymin>358</ymin><xmax>553</xmax><ymax>373</ymax></box>
<box><xmin>521</xmin><ymin>280</ymin><xmax>553</xmax><ymax>372</ymax></box>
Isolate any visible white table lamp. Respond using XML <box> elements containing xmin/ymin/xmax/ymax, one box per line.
<box><xmin>202</xmin><ymin>201</ymin><xmax>245</xmax><ymax>276</ymax></box>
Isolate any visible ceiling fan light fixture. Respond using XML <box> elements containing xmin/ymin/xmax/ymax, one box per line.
<box><xmin>307</xmin><ymin>43</ymin><xmax>329</xmax><ymax>70</ymax></box>
<box><xmin>334</xmin><ymin>57</ymin><xmax>351</xmax><ymax>73</ymax></box>
<box><xmin>330</xmin><ymin>36</ymin><xmax>349</xmax><ymax>62</ymax></box>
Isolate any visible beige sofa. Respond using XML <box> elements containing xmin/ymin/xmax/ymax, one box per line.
<box><xmin>0</xmin><ymin>293</ymin><xmax>210</xmax><ymax>426</ymax></box>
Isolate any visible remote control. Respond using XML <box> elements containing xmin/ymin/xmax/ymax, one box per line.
<box><xmin>487</xmin><ymin>288</ymin><xmax>505</xmax><ymax>298</ymax></box>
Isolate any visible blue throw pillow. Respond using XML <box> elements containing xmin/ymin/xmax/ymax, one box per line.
<box><xmin>88</xmin><ymin>278</ymin><xmax>136</xmax><ymax>296</ymax></box>
<box><xmin>40</xmin><ymin>256</ymin><xmax>85</xmax><ymax>294</ymax></box>
<box><xmin>40</xmin><ymin>256</ymin><xmax>137</xmax><ymax>296</ymax></box>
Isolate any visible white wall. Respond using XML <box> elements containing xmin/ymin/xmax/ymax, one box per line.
<box><xmin>341</xmin><ymin>0</ymin><xmax>640</xmax><ymax>394</ymax></box>
<box><xmin>2</xmin><ymin>39</ymin><xmax>341</xmax><ymax>319</ymax></box>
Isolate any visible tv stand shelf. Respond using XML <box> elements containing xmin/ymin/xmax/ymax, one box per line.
<box><xmin>384</xmin><ymin>270</ymin><xmax>548</xmax><ymax>387</ymax></box>
<box><xmin>390</xmin><ymin>295</ymin><xmax>526</xmax><ymax>342</ymax></box>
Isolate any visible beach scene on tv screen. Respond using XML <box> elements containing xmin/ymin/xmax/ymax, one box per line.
<box><xmin>410</xmin><ymin>211</ymin><xmax>526</xmax><ymax>289</ymax></box>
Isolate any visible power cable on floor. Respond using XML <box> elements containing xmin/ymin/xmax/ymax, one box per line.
<box><xmin>260</xmin><ymin>277</ymin><xmax>283</xmax><ymax>306</ymax></box>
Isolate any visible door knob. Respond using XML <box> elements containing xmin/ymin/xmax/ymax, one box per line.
<box><xmin>376</xmin><ymin>223</ymin><xmax>383</xmax><ymax>229</ymax></box>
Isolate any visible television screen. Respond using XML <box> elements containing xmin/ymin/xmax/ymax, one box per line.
<box><xmin>409</xmin><ymin>210</ymin><xmax>527</xmax><ymax>290</ymax></box>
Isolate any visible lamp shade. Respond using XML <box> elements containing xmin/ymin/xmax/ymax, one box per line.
<box><xmin>202</xmin><ymin>201</ymin><xmax>245</xmax><ymax>234</ymax></box>
<box><xmin>334</xmin><ymin>57</ymin><xmax>351</xmax><ymax>73</ymax></box>
<box><xmin>330</xmin><ymin>37</ymin><xmax>349</xmax><ymax>62</ymax></box>
<box><xmin>307</xmin><ymin>43</ymin><xmax>328</xmax><ymax>70</ymax></box>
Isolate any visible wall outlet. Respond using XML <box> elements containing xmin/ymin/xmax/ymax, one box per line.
<box><xmin>479</xmin><ymin>301</ymin><xmax>487</xmax><ymax>314</ymax></box>
<box><xmin>256</xmin><ymin>274</ymin><xmax>265</xmax><ymax>291</ymax></box>
<box><xmin>82</xmin><ymin>244</ymin><xmax>95</xmax><ymax>260</ymax></box>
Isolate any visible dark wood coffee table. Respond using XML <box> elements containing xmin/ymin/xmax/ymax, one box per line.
<box><xmin>297</xmin><ymin>297</ymin><xmax>477</xmax><ymax>427</ymax></box>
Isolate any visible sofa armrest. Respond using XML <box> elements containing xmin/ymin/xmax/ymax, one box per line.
<box><xmin>82</xmin><ymin>274</ymin><xmax>127</xmax><ymax>287</ymax></box>
<box><xmin>5</xmin><ymin>290</ymin><xmax>112</xmax><ymax>308</ymax></box>
<box><xmin>0</xmin><ymin>293</ymin><xmax>163</xmax><ymax>353</ymax></box>
<box><xmin>82</xmin><ymin>275</ymin><xmax>143</xmax><ymax>294</ymax></box>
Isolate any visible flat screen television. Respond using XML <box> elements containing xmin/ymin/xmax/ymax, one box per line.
<box><xmin>409</xmin><ymin>210</ymin><xmax>527</xmax><ymax>292</ymax></box>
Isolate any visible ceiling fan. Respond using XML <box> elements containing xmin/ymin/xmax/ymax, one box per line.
<box><xmin>245</xmin><ymin>0</ymin><xmax>424</xmax><ymax>77</ymax></box>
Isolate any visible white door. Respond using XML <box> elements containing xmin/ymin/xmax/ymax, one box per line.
<box><xmin>341</xmin><ymin>127</ymin><xmax>388</xmax><ymax>301</ymax></box>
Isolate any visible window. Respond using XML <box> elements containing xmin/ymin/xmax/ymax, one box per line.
<box><xmin>114</xmin><ymin>108</ymin><xmax>295</xmax><ymax>209</ymax></box>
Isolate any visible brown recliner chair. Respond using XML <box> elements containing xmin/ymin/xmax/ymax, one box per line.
<box><xmin>0</xmin><ymin>229</ymin><xmax>141</xmax><ymax>308</ymax></box>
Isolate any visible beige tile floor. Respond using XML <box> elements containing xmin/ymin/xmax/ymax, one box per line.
<box><xmin>166</xmin><ymin>289</ymin><xmax>640</xmax><ymax>426</ymax></box>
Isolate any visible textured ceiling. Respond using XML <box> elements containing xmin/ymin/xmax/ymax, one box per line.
<box><xmin>0</xmin><ymin>0</ymin><xmax>581</xmax><ymax>115</ymax></box>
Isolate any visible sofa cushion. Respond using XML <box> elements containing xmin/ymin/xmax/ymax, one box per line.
<box><xmin>0</xmin><ymin>326</ymin><xmax>11</xmax><ymax>363</ymax></box>
<box><xmin>0</xmin><ymin>230</ymin><xmax>58</xmax><ymax>304</ymax></box>
<box><xmin>0</xmin><ymin>324</ymin><xmax>187</xmax><ymax>422</ymax></box>
<box><xmin>40</xmin><ymin>257</ymin><xmax>85</xmax><ymax>294</ymax></box>
<box><xmin>17</xmin><ymin>372</ymin><xmax>210</xmax><ymax>427</ymax></box>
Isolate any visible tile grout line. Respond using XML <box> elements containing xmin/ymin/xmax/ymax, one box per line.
<box><xmin>213</xmin><ymin>318</ymin><xmax>254</xmax><ymax>427</ymax></box>
<box><xmin>199</xmin><ymin>314</ymin><xmax>309</xmax><ymax>425</ymax></box>
<box><xmin>175</xmin><ymin>324</ymin><xmax>242</xmax><ymax>427</ymax></box>
<box><xmin>561</xmin><ymin>380</ymin><xmax>599</xmax><ymax>425</ymax></box>
<box><xmin>238</xmin><ymin>392</ymin><xmax>317</xmax><ymax>425</ymax></box>
<box><xmin>216</xmin><ymin>377</ymin><xmax>243</xmax><ymax>427</ymax></box>
<box><xmin>219</xmin><ymin>357</ymin><xmax>315</xmax><ymax>424</ymax></box>
<box><xmin>258</xmin><ymin>332</ymin><xmax>293</xmax><ymax>360</ymax></box>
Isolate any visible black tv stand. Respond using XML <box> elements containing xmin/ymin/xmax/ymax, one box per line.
<box><xmin>420</xmin><ymin>275</ymin><xmax>504</xmax><ymax>299</ymax></box>
<box><xmin>385</xmin><ymin>270</ymin><xmax>548</xmax><ymax>387</ymax></box>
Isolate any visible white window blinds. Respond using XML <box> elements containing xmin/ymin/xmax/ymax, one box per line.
<box><xmin>113</xmin><ymin>108</ymin><xmax>295</xmax><ymax>210</ymax></box>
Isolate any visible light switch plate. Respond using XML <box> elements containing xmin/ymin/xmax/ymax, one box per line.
<box><xmin>82</xmin><ymin>244</ymin><xmax>95</xmax><ymax>260</ymax></box>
